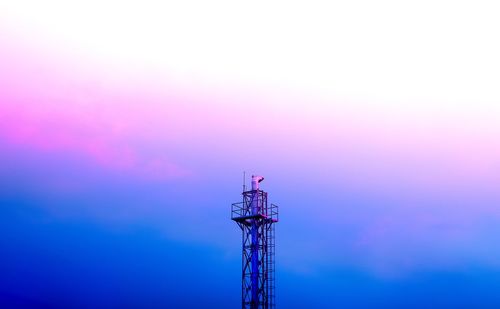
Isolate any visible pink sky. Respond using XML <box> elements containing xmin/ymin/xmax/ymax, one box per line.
<box><xmin>2</xmin><ymin>3</ymin><xmax>500</xmax><ymax>278</ymax></box>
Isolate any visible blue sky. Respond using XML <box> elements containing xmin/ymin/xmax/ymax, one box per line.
<box><xmin>2</xmin><ymin>1</ymin><xmax>500</xmax><ymax>308</ymax></box>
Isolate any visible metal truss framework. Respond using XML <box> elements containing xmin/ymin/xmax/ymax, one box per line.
<box><xmin>232</xmin><ymin>190</ymin><xmax>278</xmax><ymax>309</ymax></box>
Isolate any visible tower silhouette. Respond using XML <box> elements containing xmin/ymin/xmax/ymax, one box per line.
<box><xmin>232</xmin><ymin>175</ymin><xmax>279</xmax><ymax>308</ymax></box>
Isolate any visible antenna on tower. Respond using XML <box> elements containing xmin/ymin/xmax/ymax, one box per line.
<box><xmin>243</xmin><ymin>171</ymin><xmax>246</xmax><ymax>192</ymax></box>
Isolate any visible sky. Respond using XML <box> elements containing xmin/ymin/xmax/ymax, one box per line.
<box><xmin>1</xmin><ymin>0</ymin><xmax>500</xmax><ymax>308</ymax></box>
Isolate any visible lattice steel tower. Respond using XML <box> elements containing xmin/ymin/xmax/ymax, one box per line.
<box><xmin>232</xmin><ymin>175</ymin><xmax>279</xmax><ymax>309</ymax></box>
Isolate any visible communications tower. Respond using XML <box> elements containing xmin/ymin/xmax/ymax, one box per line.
<box><xmin>231</xmin><ymin>175</ymin><xmax>279</xmax><ymax>309</ymax></box>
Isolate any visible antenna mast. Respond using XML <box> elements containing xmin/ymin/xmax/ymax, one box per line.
<box><xmin>231</xmin><ymin>175</ymin><xmax>279</xmax><ymax>309</ymax></box>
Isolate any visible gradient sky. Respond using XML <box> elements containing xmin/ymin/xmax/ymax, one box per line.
<box><xmin>2</xmin><ymin>1</ymin><xmax>500</xmax><ymax>308</ymax></box>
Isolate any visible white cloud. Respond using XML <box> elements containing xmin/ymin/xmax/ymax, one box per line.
<box><xmin>1</xmin><ymin>0</ymin><xmax>500</xmax><ymax>111</ymax></box>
